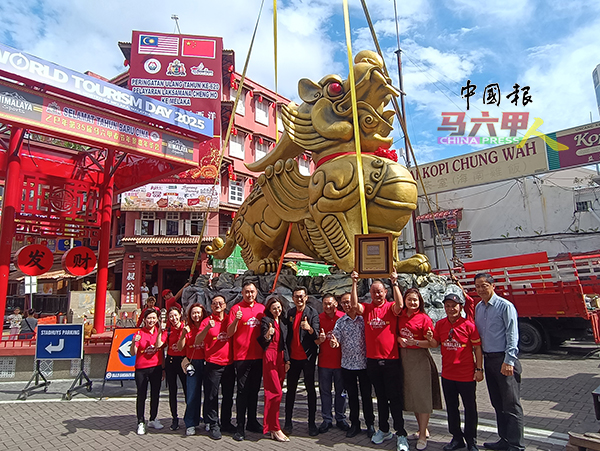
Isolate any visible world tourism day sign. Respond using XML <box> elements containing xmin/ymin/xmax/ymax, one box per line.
<box><xmin>0</xmin><ymin>81</ymin><xmax>197</xmax><ymax>164</ymax></box>
<box><xmin>0</xmin><ymin>42</ymin><xmax>213</xmax><ymax>138</ymax></box>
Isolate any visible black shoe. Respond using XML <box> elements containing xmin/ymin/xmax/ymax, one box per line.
<box><xmin>444</xmin><ymin>438</ymin><xmax>466</xmax><ymax>451</ymax></box>
<box><xmin>319</xmin><ymin>421</ymin><xmax>332</xmax><ymax>433</ymax></box>
<box><xmin>246</xmin><ymin>420</ymin><xmax>263</xmax><ymax>433</ymax></box>
<box><xmin>233</xmin><ymin>432</ymin><xmax>245</xmax><ymax>441</ymax></box>
<box><xmin>467</xmin><ymin>444</ymin><xmax>479</xmax><ymax>451</ymax></box>
<box><xmin>209</xmin><ymin>425</ymin><xmax>222</xmax><ymax>440</ymax></box>
<box><xmin>336</xmin><ymin>419</ymin><xmax>350</xmax><ymax>431</ymax></box>
<box><xmin>221</xmin><ymin>422</ymin><xmax>236</xmax><ymax>433</ymax></box>
<box><xmin>366</xmin><ymin>424</ymin><xmax>376</xmax><ymax>438</ymax></box>
<box><xmin>309</xmin><ymin>423</ymin><xmax>319</xmax><ymax>436</ymax></box>
<box><xmin>483</xmin><ymin>440</ymin><xmax>509</xmax><ymax>451</ymax></box>
<box><xmin>346</xmin><ymin>424</ymin><xmax>361</xmax><ymax>438</ymax></box>
<box><xmin>169</xmin><ymin>418</ymin><xmax>180</xmax><ymax>431</ymax></box>
<box><xmin>282</xmin><ymin>422</ymin><xmax>293</xmax><ymax>436</ymax></box>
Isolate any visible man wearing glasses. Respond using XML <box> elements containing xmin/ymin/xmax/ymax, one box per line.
<box><xmin>427</xmin><ymin>293</ymin><xmax>483</xmax><ymax>451</ymax></box>
<box><xmin>284</xmin><ymin>286</ymin><xmax>320</xmax><ymax>436</ymax></box>
<box><xmin>473</xmin><ymin>273</ymin><xmax>524</xmax><ymax>451</ymax></box>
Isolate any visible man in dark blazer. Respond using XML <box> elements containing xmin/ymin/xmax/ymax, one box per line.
<box><xmin>283</xmin><ymin>285</ymin><xmax>320</xmax><ymax>436</ymax></box>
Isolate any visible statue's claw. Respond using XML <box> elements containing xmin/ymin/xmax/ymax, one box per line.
<box><xmin>395</xmin><ymin>254</ymin><xmax>431</xmax><ymax>274</ymax></box>
<box><xmin>257</xmin><ymin>258</ymin><xmax>279</xmax><ymax>275</ymax></box>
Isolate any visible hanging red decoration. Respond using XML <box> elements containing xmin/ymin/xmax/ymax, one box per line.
<box><xmin>228</xmin><ymin>64</ymin><xmax>234</xmax><ymax>73</ymax></box>
<box><xmin>232</xmin><ymin>128</ymin><xmax>238</xmax><ymax>136</ymax></box>
<box><xmin>248</xmin><ymin>90</ymin><xmax>254</xmax><ymax>98</ymax></box>
<box><xmin>374</xmin><ymin>147</ymin><xmax>398</xmax><ymax>162</ymax></box>
<box><xmin>259</xmin><ymin>137</ymin><xmax>264</xmax><ymax>145</ymax></box>
<box><xmin>259</xmin><ymin>95</ymin><xmax>264</xmax><ymax>103</ymax></box>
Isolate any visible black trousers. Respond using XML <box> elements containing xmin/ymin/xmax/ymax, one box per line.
<box><xmin>484</xmin><ymin>354</ymin><xmax>524</xmax><ymax>451</ymax></box>
<box><xmin>341</xmin><ymin>368</ymin><xmax>375</xmax><ymax>427</ymax></box>
<box><xmin>285</xmin><ymin>357</ymin><xmax>318</xmax><ymax>425</ymax></box>
<box><xmin>165</xmin><ymin>355</ymin><xmax>187</xmax><ymax>420</ymax></box>
<box><xmin>135</xmin><ymin>365</ymin><xmax>162</xmax><ymax>423</ymax></box>
<box><xmin>367</xmin><ymin>358</ymin><xmax>406</xmax><ymax>435</ymax></box>
<box><xmin>234</xmin><ymin>359</ymin><xmax>263</xmax><ymax>432</ymax></box>
<box><xmin>442</xmin><ymin>377</ymin><xmax>478</xmax><ymax>445</ymax></box>
<box><xmin>203</xmin><ymin>362</ymin><xmax>235</xmax><ymax>426</ymax></box>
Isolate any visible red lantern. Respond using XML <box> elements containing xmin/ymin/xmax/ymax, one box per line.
<box><xmin>231</xmin><ymin>212</ymin><xmax>236</xmax><ymax>219</ymax></box>
<box><xmin>259</xmin><ymin>95</ymin><xmax>264</xmax><ymax>103</ymax></box>
<box><xmin>62</xmin><ymin>246</ymin><xmax>97</xmax><ymax>276</ymax></box>
<box><xmin>248</xmin><ymin>90</ymin><xmax>254</xmax><ymax>98</ymax></box>
<box><xmin>228</xmin><ymin>64</ymin><xmax>234</xmax><ymax>73</ymax></box>
<box><xmin>259</xmin><ymin>137</ymin><xmax>264</xmax><ymax>145</ymax></box>
<box><xmin>232</xmin><ymin>128</ymin><xmax>238</xmax><ymax>136</ymax></box>
<box><xmin>15</xmin><ymin>244</ymin><xmax>54</xmax><ymax>276</ymax></box>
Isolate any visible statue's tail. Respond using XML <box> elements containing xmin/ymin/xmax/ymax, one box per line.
<box><xmin>206</xmin><ymin>235</ymin><xmax>235</xmax><ymax>260</ymax></box>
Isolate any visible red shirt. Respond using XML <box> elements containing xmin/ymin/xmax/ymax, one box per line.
<box><xmin>318</xmin><ymin>310</ymin><xmax>344</xmax><ymax>368</ymax></box>
<box><xmin>163</xmin><ymin>323</ymin><xmax>185</xmax><ymax>357</ymax></box>
<box><xmin>290</xmin><ymin>312</ymin><xmax>308</xmax><ymax>360</ymax></box>
<box><xmin>433</xmin><ymin>316</ymin><xmax>481</xmax><ymax>382</ymax></box>
<box><xmin>363</xmin><ymin>301</ymin><xmax>399</xmax><ymax>359</ymax></box>
<box><xmin>397</xmin><ymin>311</ymin><xmax>433</xmax><ymax>349</ymax></box>
<box><xmin>201</xmin><ymin>315</ymin><xmax>231</xmax><ymax>366</ymax></box>
<box><xmin>165</xmin><ymin>297</ymin><xmax>182</xmax><ymax>311</ymax></box>
<box><xmin>185</xmin><ymin>324</ymin><xmax>205</xmax><ymax>360</ymax></box>
<box><xmin>135</xmin><ymin>327</ymin><xmax>162</xmax><ymax>369</ymax></box>
<box><xmin>229</xmin><ymin>301</ymin><xmax>265</xmax><ymax>361</ymax></box>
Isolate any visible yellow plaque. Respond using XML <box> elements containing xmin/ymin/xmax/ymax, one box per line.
<box><xmin>355</xmin><ymin>233</ymin><xmax>393</xmax><ymax>278</ymax></box>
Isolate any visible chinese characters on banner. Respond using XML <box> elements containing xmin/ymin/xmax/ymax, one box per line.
<box><xmin>122</xmin><ymin>256</ymin><xmax>141</xmax><ymax>305</ymax></box>
<box><xmin>62</xmin><ymin>247</ymin><xmax>97</xmax><ymax>276</ymax></box>
<box><xmin>129</xmin><ymin>31</ymin><xmax>223</xmax><ymax>180</ymax></box>
<box><xmin>16</xmin><ymin>245</ymin><xmax>54</xmax><ymax>276</ymax></box>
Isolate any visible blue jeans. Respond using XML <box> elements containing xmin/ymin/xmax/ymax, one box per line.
<box><xmin>319</xmin><ymin>366</ymin><xmax>346</xmax><ymax>423</ymax></box>
<box><xmin>184</xmin><ymin>359</ymin><xmax>204</xmax><ymax>428</ymax></box>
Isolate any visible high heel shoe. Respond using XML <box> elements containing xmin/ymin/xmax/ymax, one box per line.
<box><xmin>270</xmin><ymin>431</ymin><xmax>290</xmax><ymax>442</ymax></box>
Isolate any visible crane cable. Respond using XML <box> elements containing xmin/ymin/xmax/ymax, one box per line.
<box><xmin>189</xmin><ymin>0</ymin><xmax>266</xmax><ymax>281</ymax></box>
<box><xmin>360</xmin><ymin>0</ymin><xmax>454</xmax><ymax>274</ymax></box>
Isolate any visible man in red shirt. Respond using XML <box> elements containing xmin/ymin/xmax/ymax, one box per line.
<box><xmin>162</xmin><ymin>282</ymin><xmax>189</xmax><ymax>311</ymax></box>
<box><xmin>351</xmin><ymin>270</ymin><xmax>408</xmax><ymax>451</ymax></box>
<box><xmin>427</xmin><ymin>293</ymin><xmax>483</xmax><ymax>451</ymax></box>
<box><xmin>227</xmin><ymin>281</ymin><xmax>265</xmax><ymax>441</ymax></box>
<box><xmin>316</xmin><ymin>294</ymin><xmax>348</xmax><ymax>433</ymax></box>
<box><xmin>284</xmin><ymin>286</ymin><xmax>320</xmax><ymax>437</ymax></box>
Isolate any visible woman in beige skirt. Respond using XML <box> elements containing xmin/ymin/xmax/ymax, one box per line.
<box><xmin>398</xmin><ymin>288</ymin><xmax>442</xmax><ymax>450</ymax></box>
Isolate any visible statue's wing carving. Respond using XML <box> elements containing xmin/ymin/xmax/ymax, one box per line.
<box><xmin>257</xmin><ymin>158</ymin><xmax>310</xmax><ymax>222</ymax></box>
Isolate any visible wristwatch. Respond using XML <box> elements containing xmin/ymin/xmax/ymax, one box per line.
<box><xmin>475</xmin><ymin>368</ymin><xmax>483</xmax><ymax>372</ymax></box>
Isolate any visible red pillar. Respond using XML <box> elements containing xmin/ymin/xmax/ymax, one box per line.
<box><xmin>94</xmin><ymin>149</ymin><xmax>115</xmax><ymax>333</ymax></box>
<box><xmin>0</xmin><ymin>128</ymin><xmax>25</xmax><ymax>319</ymax></box>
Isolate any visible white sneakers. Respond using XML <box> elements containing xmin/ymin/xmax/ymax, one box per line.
<box><xmin>397</xmin><ymin>435</ymin><xmax>410</xmax><ymax>451</ymax></box>
<box><xmin>137</xmin><ymin>420</ymin><xmax>164</xmax><ymax>434</ymax></box>
<box><xmin>186</xmin><ymin>426</ymin><xmax>196</xmax><ymax>436</ymax></box>
<box><xmin>372</xmin><ymin>430</ymin><xmax>395</xmax><ymax>444</ymax></box>
<box><xmin>147</xmin><ymin>420</ymin><xmax>164</xmax><ymax>430</ymax></box>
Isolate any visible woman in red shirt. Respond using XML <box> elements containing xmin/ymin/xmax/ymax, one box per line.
<box><xmin>397</xmin><ymin>288</ymin><xmax>442</xmax><ymax>450</ymax></box>
<box><xmin>163</xmin><ymin>306</ymin><xmax>187</xmax><ymax>431</ymax></box>
<box><xmin>257</xmin><ymin>295</ymin><xmax>290</xmax><ymax>442</ymax></box>
<box><xmin>177</xmin><ymin>303</ymin><xmax>207</xmax><ymax>436</ymax></box>
<box><xmin>131</xmin><ymin>308</ymin><xmax>165</xmax><ymax>435</ymax></box>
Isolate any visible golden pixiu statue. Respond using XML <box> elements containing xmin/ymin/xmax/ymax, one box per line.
<box><xmin>207</xmin><ymin>50</ymin><xmax>431</xmax><ymax>275</ymax></box>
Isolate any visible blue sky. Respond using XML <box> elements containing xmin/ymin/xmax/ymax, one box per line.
<box><xmin>1</xmin><ymin>0</ymin><xmax>600</xmax><ymax>165</ymax></box>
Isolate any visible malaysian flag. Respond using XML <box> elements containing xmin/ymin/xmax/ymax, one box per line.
<box><xmin>138</xmin><ymin>35</ymin><xmax>179</xmax><ymax>56</ymax></box>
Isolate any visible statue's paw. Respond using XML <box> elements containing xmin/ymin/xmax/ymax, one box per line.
<box><xmin>257</xmin><ymin>257</ymin><xmax>278</xmax><ymax>275</ymax></box>
<box><xmin>206</xmin><ymin>237</ymin><xmax>225</xmax><ymax>255</ymax></box>
<box><xmin>395</xmin><ymin>254</ymin><xmax>431</xmax><ymax>274</ymax></box>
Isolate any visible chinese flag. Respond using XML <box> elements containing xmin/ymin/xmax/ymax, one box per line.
<box><xmin>181</xmin><ymin>38</ymin><xmax>216</xmax><ymax>58</ymax></box>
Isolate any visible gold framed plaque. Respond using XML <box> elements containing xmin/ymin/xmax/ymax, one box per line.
<box><xmin>355</xmin><ymin>233</ymin><xmax>393</xmax><ymax>278</ymax></box>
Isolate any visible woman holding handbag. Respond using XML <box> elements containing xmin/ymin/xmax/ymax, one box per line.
<box><xmin>397</xmin><ymin>288</ymin><xmax>443</xmax><ymax>450</ymax></box>
<box><xmin>163</xmin><ymin>306</ymin><xmax>187</xmax><ymax>431</ymax></box>
<box><xmin>131</xmin><ymin>308</ymin><xmax>165</xmax><ymax>435</ymax></box>
<box><xmin>177</xmin><ymin>303</ymin><xmax>207</xmax><ymax>436</ymax></box>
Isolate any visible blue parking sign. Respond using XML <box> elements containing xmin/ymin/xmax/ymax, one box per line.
<box><xmin>35</xmin><ymin>324</ymin><xmax>84</xmax><ymax>360</ymax></box>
